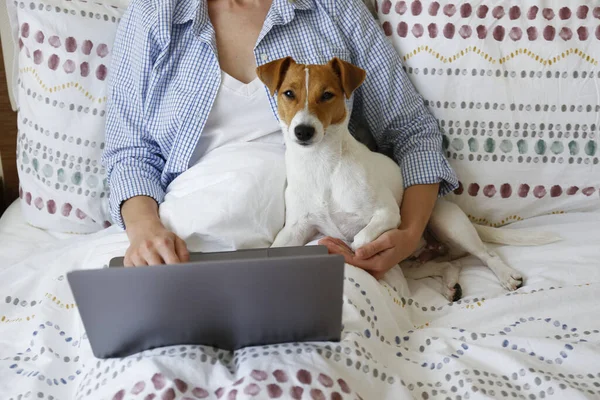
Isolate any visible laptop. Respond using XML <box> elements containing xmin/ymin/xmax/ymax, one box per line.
<box><xmin>67</xmin><ymin>246</ymin><xmax>345</xmax><ymax>359</ymax></box>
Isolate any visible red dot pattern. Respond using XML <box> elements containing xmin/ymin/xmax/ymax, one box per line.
<box><xmin>19</xmin><ymin>185</ymin><xmax>111</xmax><ymax>228</ymax></box>
<box><xmin>112</xmin><ymin>370</ymin><xmax>359</xmax><ymax>400</ymax></box>
<box><xmin>428</xmin><ymin>2</ymin><xmax>439</xmax><ymax>16</ymax></box>
<box><xmin>454</xmin><ymin>182</ymin><xmax>599</xmax><ymax>199</ymax></box>
<box><xmin>411</xmin><ymin>0</ymin><xmax>422</xmax><ymax>16</ymax></box>
<box><xmin>377</xmin><ymin>2</ymin><xmax>600</xmax><ymax>41</ymax></box>
<box><xmin>19</xmin><ymin>26</ymin><xmax>110</xmax><ymax>79</ymax></box>
<box><xmin>381</xmin><ymin>21</ymin><xmax>595</xmax><ymax>42</ymax></box>
<box><xmin>379</xmin><ymin>3</ymin><xmax>600</xmax><ymax>20</ymax></box>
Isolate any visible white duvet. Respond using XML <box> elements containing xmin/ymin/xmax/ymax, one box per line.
<box><xmin>1</xmin><ymin>142</ymin><xmax>600</xmax><ymax>400</ymax></box>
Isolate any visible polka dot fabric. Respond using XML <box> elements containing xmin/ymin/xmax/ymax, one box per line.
<box><xmin>377</xmin><ymin>0</ymin><xmax>600</xmax><ymax>225</ymax></box>
<box><xmin>1</xmin><ymin>222</ymin><xmax>600</xmax><ymax>400</ymax></box>
<box><xmin>7</xmin><ymin>0</ymin><xmax>127</xmax><ymax>232</ymax></box>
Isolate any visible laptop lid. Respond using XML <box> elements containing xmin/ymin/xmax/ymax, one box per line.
<box><xmin>108</xmin><ymin>245</ymin><xmax>329</xmax><ymax>267</ymax></box>
<box><xmin>67</xmin><ymin>253</ymin><xmax>345</xmax><ymax>358</ymax></box>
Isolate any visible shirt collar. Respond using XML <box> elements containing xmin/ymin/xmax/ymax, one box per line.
<box><xmin>173</xmin><ymin>0</ymin><xmax>316</xmax><ymax>33</ymax></box>
<box><xmin>271</xmin><ymin>0</ymin><xmax>315</xmax><ymax>25</ymax></box>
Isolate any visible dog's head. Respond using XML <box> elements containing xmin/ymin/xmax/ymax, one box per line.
<box><xmin>256</xmin><ymin>57</ymin><xmax>366</xmax><ymax>147</ymax></box>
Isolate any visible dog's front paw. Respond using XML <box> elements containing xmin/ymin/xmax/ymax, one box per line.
<box><xmin>351</xmin><ymin>231</ymin><xmax>376</xmax><ymax>253</ymax></box>
<box><xmin>488</xmin><ymin>259</ymin><xmax>524</xmax><ymax>291</ymax></box>
<box><xmin>350</xmin><ymin>238</ymin><xmax>366</xmax><ymax>253</ymax></box>
<box><xmin>500</xmin><ymin>271</ymin><xmax>524</xmax><ymax>291</ymax></box>
<box><xmin>444</xmin><ymin>283</ymin><xmax>463</xmax><ymax>302</ymax></box>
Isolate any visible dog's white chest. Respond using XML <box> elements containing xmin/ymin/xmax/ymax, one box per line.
<box><xmin>287</xmin><ymin>164</ymin><xmax>374</xmax><ymax>241</ymax></box>
<box><xmin>279</xmin><ymin>126</ymin><xmax>403</xmax><ymax>248</ymax></box>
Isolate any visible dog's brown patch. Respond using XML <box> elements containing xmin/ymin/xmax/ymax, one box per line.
<box><xmin>256</xmin><ymin>57</ymin><xmax>366</xmax><ymax>131</ymax></box>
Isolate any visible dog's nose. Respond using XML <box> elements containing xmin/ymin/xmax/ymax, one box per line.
<box><xmin>294</xmin><ymin>125</ymin><xmax>315</xmax><ymax>142</ymax></box>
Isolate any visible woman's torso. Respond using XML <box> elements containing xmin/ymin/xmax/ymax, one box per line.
<box><xmin>137</xmin><ymin>0</ymin><xmax>354</xmax><ymax>183</ymax></box>
<box><xmin>188</xmin><ymin>71</ymin><xmax>283</xmax><ymax>165</ymax></box>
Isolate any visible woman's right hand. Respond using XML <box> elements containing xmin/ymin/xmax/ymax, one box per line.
<box><xmin>121</xmin><ymin>196</ymin><xmax>190</xmax><ymax>267</ymax></box>
<box><xmin>124</xmin><ymin>220</ymin><xmax>190</xmax><ymax>267</ymax></box>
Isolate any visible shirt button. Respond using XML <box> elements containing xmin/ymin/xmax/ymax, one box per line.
<box><xmin>261</xmin><ymin>53</ymin><xmax>268</xmax><ymax>61</ymax></box>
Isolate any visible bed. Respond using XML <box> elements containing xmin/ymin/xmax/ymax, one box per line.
<box><xmin>1</xmin><ymin>0</ymin><xmax>600</xmax><ymax>399</ymax></box>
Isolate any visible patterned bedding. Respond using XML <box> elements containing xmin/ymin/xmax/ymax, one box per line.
<box><xmin>1</xmin><ymin>207</ymin><xmax>599</xmax><ymax>400</ymax></box>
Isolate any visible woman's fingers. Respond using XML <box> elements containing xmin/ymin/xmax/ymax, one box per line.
<box><xmin>319</xmin><ymin>237</ymin><xmax>376</xmax><ymax>269</ymax></box>
<box><xmin>174</xmin><ymin>237</ymin><xmax>190</xmax><ymax>263</ymax></box>
<box><xmin>123</xmin><ymin>251</ymin><xmax>133</xmax><ymax>267</ymax></box>
<box><xmin>355</xmin><ymin>232</ymin><xmax>394</xmax><ymax>259</ymax></box>
<box><xmin>130</xmin><ymin>254</ymin><xmax>148</xmax><ymax>267</ymax></box>
<box><xmin>155</xmin><ymin>237</ymin><xmax>180</xmax><ymax>265</ymax></box>
<box><xmin>124</xmin><ymin>227</ymin><xmax>191</xmax><ymax>267</ymax></box>
<box><xmin>319</xmin><ymin>236</ymin><xmax>398</xmax><ymax>280</ymax></box>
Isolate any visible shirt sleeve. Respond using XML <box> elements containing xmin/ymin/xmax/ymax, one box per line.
<box><xmin>101</xmin><ymin>0</ymin><xmax>166</xmax><ymax>229</ymax></box>
<box><xmin>335</xmin><ymin>0</ymin><xmax>459</xmax><ymax>196</ymax></box>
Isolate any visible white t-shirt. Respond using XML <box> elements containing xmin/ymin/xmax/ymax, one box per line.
<box><xmin>188</xmin><ymin>71</ymin><xmax>283</xmax><ymax>166</ymax></box>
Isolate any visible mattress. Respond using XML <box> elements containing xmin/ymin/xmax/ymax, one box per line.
<box><xmin>1</xmin><ymin>206</ymin><xmax>599</xmax><ymax>399</ymax></box>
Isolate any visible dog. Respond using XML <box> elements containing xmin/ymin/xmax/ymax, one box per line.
<box><xmin>256</xmin><ymin>56</ymin><xmax>560</xmax><ymax>301</ymax></box>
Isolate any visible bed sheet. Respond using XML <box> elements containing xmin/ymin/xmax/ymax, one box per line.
<box><xmin>0</xmin><ymin>200</ymin><xmax>78</xmax><ymax>269</ymax></box>
<box><xmin>0</xmin><ymin>211</ymin><xmax>599</xmax><ymax>400</ymax></box>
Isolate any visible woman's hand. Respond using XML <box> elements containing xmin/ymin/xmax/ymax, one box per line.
<box><xmin>320</xmin><ymin>184</ymin><xmax>441</xmax><ymax>279</ymax></box>
<box><xmin>121</xmin><ymin>195</ymin><xmax>190</xmax><ymax>267</ymax></box>
<box><xmin>124</xmin><ymin>219</ymin><xmax>190</xmax><ymax>267</ymax></box>
<box><xmin>319</xmin><ymin>228</ymin><xmax>421</xmax><ymax>279</ymax></box>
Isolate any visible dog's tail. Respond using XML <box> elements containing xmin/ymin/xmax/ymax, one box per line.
<box><xmin>472</xmin><ymin>224</ymin><xmax>561</xmax><ymax>246</ymax></box>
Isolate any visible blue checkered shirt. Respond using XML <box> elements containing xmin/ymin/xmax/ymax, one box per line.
<box><xmin>102</xmin><ymin>0</ymin><xmax>458</xmax><ymax>228</ymax></box>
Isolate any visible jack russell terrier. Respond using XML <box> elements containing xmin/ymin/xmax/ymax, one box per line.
<box><xmin>256</xmin><ymin>57</ymin><xmax>560</xmax><ymax>301</ymax></box>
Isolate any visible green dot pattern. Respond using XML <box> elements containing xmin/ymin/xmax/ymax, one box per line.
<box><xmin>585</xmin><ymin>140</ymin><xmax>597</xmax><ymax>156</ymax></box>
<box><xmin>57</xmin><ymin>168</ymin><xmax>66</xmax><ymax>183</ymax></box>
<box><xmin>569</xmin><ymin>141</ymin><xmax>579</xmax><ymax>155</ymax></box>
<box><xmin>550</xmin><ymin>141</ymin><xmax>564</xmax><ymax>154</ymax></box>
<box><xmin>499</xmin><ymin>140</ymin><xmax>512</xmax><ymax>153</ymax></box>
<box><xmin>451</xmin><ymin>138</ymin><xmax>464</xmax><ymax>151</ymax></box>
<box><xmin>71</xmin><ymin>171</ymin><xmax>82</xmax><ymax>185</ymax></box>
<box><xmin>468</xmin><ymin>138</ymin><xmax>479</xmax><ymax>152</ymax></box>
<box><xmin>86</xmin><ymin>175</ymin><xmax>99</xmax><ymax>188</ymax></box>
<box><xmin>42</xmin><ymin>164</ymin><xmax>53</xmax><ymax>178</ymax></box>
<box><xmin>534</xmin><ymin>140</ymin><xmax>546</xmax><ymax>155</ymax></box>
<box><xmin>484</xmin><ymin>138</ymin><xmax>495</xmax><ymax>153</ymax></box>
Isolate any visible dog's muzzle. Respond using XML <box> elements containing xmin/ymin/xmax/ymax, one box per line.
<box><xmin>294</xmin><ymin>124</ymin><xmax>315</xmax><ymax>145</ymax></box>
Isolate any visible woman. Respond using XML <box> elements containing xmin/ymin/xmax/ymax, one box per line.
<box><xmin>102</xmin><ymin>0</ymin><xmax>458</xmax><ymax>276</ymax></box>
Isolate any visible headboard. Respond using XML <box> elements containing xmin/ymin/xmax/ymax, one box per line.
<box><xmin>0</xmin><ymin>0</ymin><xmax>18</xmax><ymax>213</ymax></box>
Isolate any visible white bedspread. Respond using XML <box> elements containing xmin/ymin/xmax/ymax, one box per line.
<box><xmin>1</xmin><ymin>144</ymin><xmax>600</xmax><ymax>400</ymax></box>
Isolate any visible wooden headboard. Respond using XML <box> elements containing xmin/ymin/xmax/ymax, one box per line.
<box><xmin>0</xmin><ymin>42</ymin><xmax>18</xmax><ymax>214</ymax></box>
<box><xmin>0</xmin><ymin>0</ymin><xmax>18</xmax><ymax>214</ymax></box>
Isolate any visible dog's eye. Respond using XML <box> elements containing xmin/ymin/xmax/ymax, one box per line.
<box><xmin>283</xmin><ymin>90</ymin><xmax>295</xmax><ymax>99</ymax></box>
<box><xmin>321</xmin><ymin>92</ymin><xmax>334</xmax><ymax>101</ymax></box>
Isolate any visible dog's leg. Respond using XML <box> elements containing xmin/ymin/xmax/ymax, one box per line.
<box><xmin>401</xmin><ymin>258</ymin><xmax>463</xmax><ymax>301</ymax></box>
<box><xmin>429</xmin><ymin>199</ymin><xmax>523</xmax><ymax>291</ymax></box>
<box><xmin>271</xmin><ymin>218</ymin><xmax>316</xmax><ymax>248</ymax></box>
<box><xmin>351</xmin><ymin>203</ymin><xmax>400</xmax><ymax>252</ymax></box>
<box><xmin>478</xmin><ymin>249</ymin><xmax>524</xmax><ymax>291</ymax></box>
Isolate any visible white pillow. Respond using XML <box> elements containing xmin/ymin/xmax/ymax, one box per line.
<box><xmin>159</xmin><ymin>143</ymin><xmax>287</xmax><ymax>252</ymax></box>
<box><xmin>9</xmin><ymin>0</ymin><xmax>129</xmax><ymax>232</ymax></box>
<box><xmin>378</xmin><ymin>0</ymin><xmax>600</xmax><ymax>226</ymax></box>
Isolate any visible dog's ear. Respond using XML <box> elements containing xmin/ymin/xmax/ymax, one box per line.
<box><xmin>328</xmin><ymin>57</ymin><xmax>366</xmax><ymax>99</ymax></box>
<box><xmin>256</xmin><ymin>57</ymin><xmax>295</xmax><ymax>97</ymax></box>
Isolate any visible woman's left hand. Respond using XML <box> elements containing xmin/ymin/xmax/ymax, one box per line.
<box><xmin>319</xmin><ymin>228</ymin><xmax>422</xmax><ymax>280</ymax></box>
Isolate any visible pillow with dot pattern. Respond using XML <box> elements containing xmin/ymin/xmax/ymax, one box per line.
<box><xmin>377</xmin><ymin>0</ymin><xmax>600</xmax><ymax>226</ymax></box>
<box><xmin>8</xmin><ymin>0</ymin><xmax>128</xmax><ymax>232</ymax></box>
